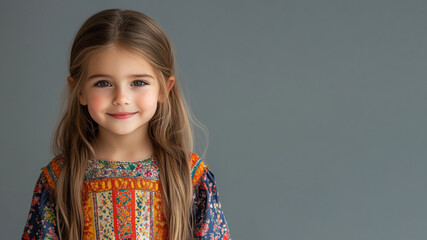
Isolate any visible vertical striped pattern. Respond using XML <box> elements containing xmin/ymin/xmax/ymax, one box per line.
<box><xmin>135</xmin><ymin>190</ymin><xmax>152</xmax><ymax>239</ymax></box>
<box><xmin>150</xmin><ymin>193</ymin><xmax>154</xmax><ymax>237</ymax></box>
<box><xmin>91</xmin><ymin>194</ymin><xmax>100</xmax><ymax>240</ymax></box>
<box><xmin>95</xmin><ymin>191</ymin><xmax>114</xmax><ymax>239</ymax></box>
<box><xmin>112</xmin><ymin>189</ymin><xmax>136</xmax><ymax>239</ymax></box>
<box><xmin>153</xmin><ymin>192</ymin><xmax>167</xmax><ymax>240</ymax></box>
<box><xmin>130</xmin><ymin>190</ymin><xmax>137</xmax><ymax>240</ymax></box>
<box><xmin>82</xmin><ymin>193</ymin><xmax>96</xmax><ymax>240</ymax></box>
<box><xmin>112</xmin><ymin>190</ymin><xmax>119</xmax><ymax>239</ymax></box>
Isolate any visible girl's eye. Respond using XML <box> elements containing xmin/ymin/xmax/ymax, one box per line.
<box><xmin>94</xmin><ymin>80</ymin><xmax>111</xmax><ymax>87</ymax></box>
<box><xmin>131</xmin><ymin>80</ymin><xmax>147</xmax><ymax>86</ymax></box>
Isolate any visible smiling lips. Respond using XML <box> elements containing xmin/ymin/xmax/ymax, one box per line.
<box><xmin>107</xmin><ymin>112</ymin><xmax>137</xmax><ymax>119</ymax></box>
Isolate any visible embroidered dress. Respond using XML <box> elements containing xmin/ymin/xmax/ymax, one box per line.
<box><xmin>22</xmin><ymin>153</ymin><xmax>231</xmax><ymax>240</ymax></box>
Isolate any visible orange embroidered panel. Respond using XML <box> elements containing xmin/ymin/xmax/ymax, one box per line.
<box><xmin>153</xmin><ymin>191</ymin><xmax>168</xmax><ymax>240</ymax></box>
<box><xmin>82</xmin><ymin>192</ymin><xmax>96</xmax><ymax>240</ymax></box>
<box><xmin>190</xmin><ymin>153</ymin><xmax>209</xmax><ymax>186</ymax></box>
<box><xmin>83</xmin><ymin>178</ymin><xmax>160</xmax><ymax>193</ymax></box>
<box><xmin>41</xmin><ymin>156</ymin><xmax>64</xmax><ymax>191</ymax></box>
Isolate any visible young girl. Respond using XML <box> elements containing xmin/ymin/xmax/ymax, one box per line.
<box><xmin>22</xmin><ymin>9</ymin><xmax>230</xmax><ymax>240</ymax></box>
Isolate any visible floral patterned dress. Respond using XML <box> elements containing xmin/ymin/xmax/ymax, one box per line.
<box><xmin>22</xmin><ymin>153</ymin><xmax>231</xmax><ymax>240</ymax></box>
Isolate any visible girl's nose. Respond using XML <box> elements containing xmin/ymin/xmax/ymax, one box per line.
<box><xmin>112</xmin><ymin>87</ymin><xmax>130</xmax><ymax>106</ymax></box>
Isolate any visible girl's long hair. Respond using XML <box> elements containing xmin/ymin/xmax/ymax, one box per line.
<box><xmin>51</xmin><ymin>9</ymin><xmax>206</xmax><ymax>240</ymax></box>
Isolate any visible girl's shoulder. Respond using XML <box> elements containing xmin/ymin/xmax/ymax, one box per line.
<box><xmin>40</xmin><ymin>155</ymin><xmax>65</xmax><ymax>192</ymax></box>
<box><xmin>190</xmin><ymin>153</ymin><xmax>209</xmax><ymax>187</ymax></box>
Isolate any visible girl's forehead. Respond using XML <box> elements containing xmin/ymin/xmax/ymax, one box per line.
<box><xmin>86</xmin><ymin>45</ymin><xmax>155</xmax><ymax>76</ymax></box>
<box><xmin>89</xmin><ymin>44</ymin><xmax>149</xmax><ymax>63</ymax></box>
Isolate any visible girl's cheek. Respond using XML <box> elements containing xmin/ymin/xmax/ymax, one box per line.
<box><xmin>136</xmin><ymin>93</ymin><xmax>157</xmax><ymax>109</ymax></box>
<box><xmin>88</xmin><ymin>92</ymin><xmax>110</xmax><ymax>109</ymax></box>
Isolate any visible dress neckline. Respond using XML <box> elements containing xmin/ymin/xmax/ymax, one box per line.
<box><xmin>87</xmin><ymin>154</ymin><xmax>156</xmax><ymax>164</ymax></box>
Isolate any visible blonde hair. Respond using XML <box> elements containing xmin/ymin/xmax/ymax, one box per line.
<box><xmin>51</xmin><ymin>8</ymin><xmax>206</xmax><ymax>240</ymax></box>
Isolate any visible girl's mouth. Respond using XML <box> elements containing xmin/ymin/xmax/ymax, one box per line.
<box><xmin>107</xmin><ymin>112</ymin><xmax>137</xmax><ymax>119</ymax></box>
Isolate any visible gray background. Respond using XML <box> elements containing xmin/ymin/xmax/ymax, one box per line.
<box><xmin>1</xmin><ymin>0</ymin><xmax>427</xmax><ymax>239</ymax></box>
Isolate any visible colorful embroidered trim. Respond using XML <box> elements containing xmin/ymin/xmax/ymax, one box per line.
<box><xmin>86</xmin><ymin>156</ymin><xmax>159</xmax><ymax>181</ymax></box>
<box><xmin>112</xmin><ymin>189</ymin><xmax>136</xmax><ymax>239</ymax></box>
<box><xmin>82</xmin><ymin>192</ymin><xmax>96</xmax><ymax>240</ymax></box>
<box><xmin>190</xmin><ymin>153</ymin><xmax>200</xmax><ymax>168</ymax></box>
<box><xmin>153</xmin><ymin>192</ymin><xmax>168</xmax><ymax>240</ymax></box>
<box><xmin>135</xmin><ymin>190</ymin><xmax>153</xmax><ymax>238</ymax></box>
<box><xmin>190</xmin><ymin>153</ymin><xmax>209</xmax><ymax>186</ymax></box>
<box><xmin>42</xmin><ymin>156</ymin><xmax>63</xmax><ymax>190</ymax></box>
<box><xmin>83</xmin><ymin>178</ymin><xmax>161</xmax><ymax>193</ymax></box>
<box><xmin>43</xmin><ymin>153</ymin><xmax>206</xmax><ymax>191</ymax></box>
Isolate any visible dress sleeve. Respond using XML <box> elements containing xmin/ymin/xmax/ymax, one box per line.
<box><xmin>22</xmin><ymin>171</ymin><xmax>59</xmax><ymax>240</ymax></box>
<box><xmin>192</xmin><ymin>167</ymin><xmax>231</xmax><ymax>240</ymax></box>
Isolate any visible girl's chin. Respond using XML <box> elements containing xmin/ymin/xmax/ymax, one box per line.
<box><xmin>97</xmin><ymin>126</ymin><xmax>146</xmax><ymax>136</ymax></box>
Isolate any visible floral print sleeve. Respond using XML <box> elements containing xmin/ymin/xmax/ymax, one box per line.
<box><xmin>22</xmin><ymin>171</ymin><xmax>59</xmax><ymax>240</ymax></box>
<box><xmin>192</xmin><ymin>167</ymin><xmax>231</xmax><ymax>240</ymax></box>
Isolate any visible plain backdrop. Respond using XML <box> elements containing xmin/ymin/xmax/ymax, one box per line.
<box><xmin>1</xmin><ymin>1</ymin><xmax>427</xmax><ymax>239</ymax></box>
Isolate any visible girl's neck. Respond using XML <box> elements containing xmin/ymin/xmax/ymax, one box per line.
<box><xmin>92</xmin><ymin>126</ymin><xmax>154</xmax><ymax>162</ymax></box>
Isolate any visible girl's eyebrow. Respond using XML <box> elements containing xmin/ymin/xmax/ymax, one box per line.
<box><xmin>87</xmin><ymin>74</ymin><xmax>155</xmax><ymax>80</ymax></box>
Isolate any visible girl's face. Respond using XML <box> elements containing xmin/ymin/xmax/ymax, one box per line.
<box><xmin>79</xmin><ymin>45</ymin><xmax>161</xmax><ymax>137</ymax></box>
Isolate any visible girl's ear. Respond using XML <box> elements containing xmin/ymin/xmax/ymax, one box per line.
<box><xmin>67</xmin><ymin>76</ymin><xmax>75</xmax><ymax>88</ymax></box>
<box><xmin>167</xmin><ymin>75</ymin><xmax>175</xmax><ymax>92</ymax></box>
<box><xmin>79</xmin><ymin>93</ymin><xmax>88</xmax><ymax>106</ymax></box>
<box><xmin>67</xmin><ymin>76</ymin><xmax>87</xmax><ymax>106</ymax></box>
<box><xmin>159</xmin><ymin>76</ymin><xmax>175</xmax><ymax>102</ymax></box>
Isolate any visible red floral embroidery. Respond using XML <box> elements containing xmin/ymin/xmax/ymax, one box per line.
<box><xmin>144</xmin><ymin>170</ymin><xmax>153</xmax><ymax>177</ymax></box>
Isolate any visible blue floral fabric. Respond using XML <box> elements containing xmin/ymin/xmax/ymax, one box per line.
<box><xmin>193</xmin><ymin>168</ymin><xmax>231</xmax><ymax>240</ymax></box>
<box><xmin>22</xmin><ymin>172</ymin><xmax>58</xmax><ymax>240</ymax></box>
